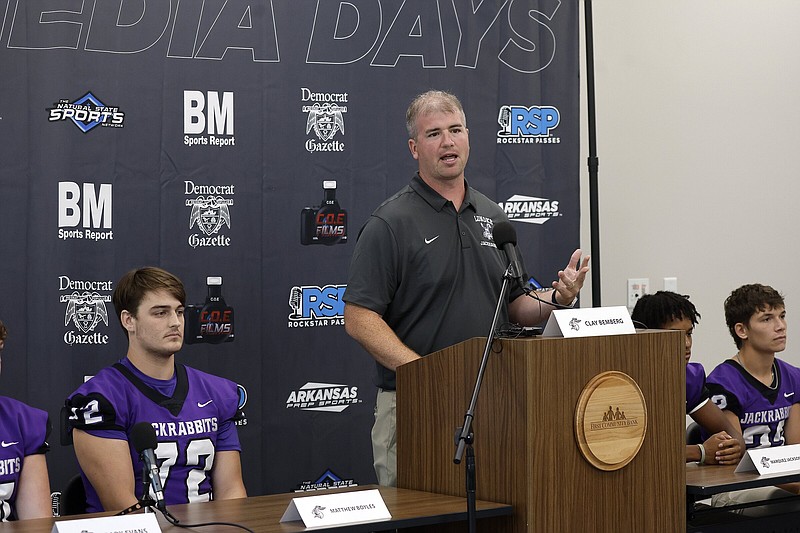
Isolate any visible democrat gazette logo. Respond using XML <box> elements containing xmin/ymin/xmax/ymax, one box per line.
<box><xmin>59</xmin><ymin>276</ymin><xmax>112</xmax><ymax>345</ymax></box>
<box><xmin>301</xmin><ymin>87</ymin><xmax>347</xmax><ymax>153</ymax></box>
<box><xmin>47</xmin><ymin>91</ymin><xmax>125</xmax><ymax>133</ymax></box>
<box><xmin>184</xmin><ymin>180</ymin><xmax>235</xmax><ymax>248</ymax></box>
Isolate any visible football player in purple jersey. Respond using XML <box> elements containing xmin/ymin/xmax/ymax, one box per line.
<box><xmin>65</xmin><ymin>268</ymin><xmax>246</xmax><ymax>513</ymax></box>
<box><xmin>632</xmin><ymin>292</ymin><xmax>743</xmax><ymax>465</ymax></box>
<box><xmin>707</xmin><ymin>284</ymin><xmax>800</xmax><ymax>505</ymax></box>
<box><xmin>0</xmin><ymin>320</ymin><xmax>52</xmax><ymax>520</ymax></box>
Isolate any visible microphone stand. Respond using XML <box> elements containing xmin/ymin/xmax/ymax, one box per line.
<box><xmin>117</xmin><ymin>465</ymin><xmax>178</xmax><ymax>524</ymax></box>
<box><xmin>454</xmin><ymin>265</ymin><xmax>513</xmax><ymax>533</ymax></box>
<box><xmin>116</xmin><ymin>474</ymin><xmax>156</xmax><ymax>516</ymax></box>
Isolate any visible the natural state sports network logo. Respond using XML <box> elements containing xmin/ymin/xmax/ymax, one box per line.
<box><xmin>47</xmin><ymin>92</ymin><xmax>125</xmax><ymax>133</ymax></box>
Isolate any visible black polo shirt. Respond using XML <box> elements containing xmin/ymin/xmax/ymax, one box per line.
<box><xmin>344</xmin><ymin>174</ymin><xmax>526</xmax><ymax>390</ymax></box>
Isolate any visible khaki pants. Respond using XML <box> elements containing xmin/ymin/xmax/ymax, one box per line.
<box><xmin>371</xmin><ymin>388</ymin><xmax>397</xmax><ymax>487</ymax></box>
<box><xmin>712</xmin><ymin>486</ymin><xmax>799</xmax><ymax>516</ymax></box>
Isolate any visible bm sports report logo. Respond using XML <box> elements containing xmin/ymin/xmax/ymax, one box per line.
<box><xmin>57</xmin><ymin>182</ymin><xmax>113</xmax><ymax>241</ymax></box>
<box><xmin>59</xmin><ymin>276</ymin><xmax>113</xmax><ymax>346</ymax></box>
<box><xmin>184</xmin><ymin>180</ymin><xmax>235</xmax><ymax>248</ymax></box>
<box><xmin>301</xmin><ymin>87</ymin><xmax>347</xmax><ymax>153</ymax></box>
<box><xmin>47</xmin><ymin>92</ymin><xmax>125</xmax><ymax>133</ymax></box>
<box><xmin>183</xmin><ymin>90</ymin><xmax>235</xmax><ymax>147</ymax></box>
<box><xmin>497</xmin><ymin>104</ymin><xmax>560</xmax><ymax>144</ymax></box>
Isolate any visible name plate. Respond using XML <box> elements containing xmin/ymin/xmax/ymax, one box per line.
<box><xmin>280</xmin><ymin>488</ymin><xmax>391</xmax><ymax>528</ymax></box>
<box><xmin>52</xmin><ymin>513</ymin><xmax>162</xmax><ymax>533</ymax></box>
<box><xmin>542</xmin><ymin>306</ymin><xmax>635</xmax><ymax>338</ymax></box>
<box><xmin>735</xmin><ymin>443</ymin><xmax>800</xmax><ymax>474</ymax></box>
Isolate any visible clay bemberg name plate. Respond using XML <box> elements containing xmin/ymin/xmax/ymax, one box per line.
<box><xmin>574</xmin><ymin>371</ymin><xmax>648</xmax><ymax>471</ymax></box>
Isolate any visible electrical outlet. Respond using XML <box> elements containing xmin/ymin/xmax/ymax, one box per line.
<box><xmin>627</xmin><ymin>278</ymin><xmax>649</xmax><ymax>308</ymax></box>
<box><xmin>664</xmin><ymin>277</ymin><xmax>678</xmax><ymax>292</ymax></box>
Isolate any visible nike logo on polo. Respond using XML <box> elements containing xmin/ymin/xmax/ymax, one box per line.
<box><xmin>785</xmin><ymin>392</ymin><xmax>795</xmax><ymax>398</ymax></box>
<box><xmin>197</xmin><ymin>400</ymin><xmax>214</xmax><ymax>408</ymax></box>
<box><xmin>1</xmin><ymin>441</ymin><xmax>18</xmax><ymax>448</ymax></box>
<box><xmin>424</xmin><ymin>236</ymin><xmax>440</xmax><ymax>245</ymax></box>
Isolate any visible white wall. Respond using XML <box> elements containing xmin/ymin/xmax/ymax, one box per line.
<box><xmin>579</xmin><ymin>1</ymin><xmax>800</xmax><ymax>372</ymax></box>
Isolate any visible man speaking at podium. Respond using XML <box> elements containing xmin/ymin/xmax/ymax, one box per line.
<box><xmin>65</xmin><ymin>267</ymin><xmax>247</xmax><ymax>513</ymax></box>
<box><xmin>344</xmin><ymin>90</ymin><xmax>589</xmax><ymax>486</ymax></box>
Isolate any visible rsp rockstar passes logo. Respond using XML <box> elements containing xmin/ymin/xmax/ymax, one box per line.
<box><xmin>59</xmin><ymin>276</ymin><xmax>113</xmax><ymax>346</ymax></box>
<box><xmin>286</xmin><ymin>382</ymin><xmax>361</xmax><ymax>412</ymax></box>
<box><xmin>498</xmin><ymin>195</ymin><xmax>561</xmax><ymax>224</ymax></box>
<box><xmin>185</xmin><ymin>181</ymin><xmax>235</xmax><ymax>248</ymax></box>
<box><xmin>288</xmin><ymin>284</ymin><xmax>345</xmax><ymax>328</ymax></box>
<box><xmin>47</xmin><ymin>92</ymin><xmax>124</xmax><ymax>133</ymax></box>
<box><xmin>301</xmin><ymin>88</ymin><xmax>347</xmax><ymax>153</ymax></box>
<box><xmin>497</xmin><ymin>105</ymin><xmax>560</xmax><ymax>144</ymax></box>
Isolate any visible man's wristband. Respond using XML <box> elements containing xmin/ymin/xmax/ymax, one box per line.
<box><xmin>551</xmin><ymin>291</ymin><xmax>577</xmax><ymax>308</ymax></box>
<box><xmin>696</xmin><ymin>443</ymin><xmax>706</xmax><ymax>465</ymax></box>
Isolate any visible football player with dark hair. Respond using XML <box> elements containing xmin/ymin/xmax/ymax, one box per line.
<box><xmin>66</xmin><ymin>267</ymin><xmax>246</xmax><ymax>513</ymax></box>
<box><xmin>707</xmin><ymin>283</ymin><xmax>800</xmax><ymax>506</ymax></box>
<box><xmin>0</xmin><ymin>319</ymin><xmax>52</xmax><ymax>520</ymax></box>
<box><xmin>632</xmin><ymin>292</ymin><xmax>743</xmax><ymax>465</ymax></box>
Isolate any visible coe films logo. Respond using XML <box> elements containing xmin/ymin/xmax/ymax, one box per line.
<box><xmin>302</xmin><ymin>87</ymin><xmax>347</xmax><ymax>153</ymax></box>
<box><xmin>497</xmin><ymin>105</ymin><xmax>560</xmax><ymax>144</ymax></box>
<box><xmin>47</xmin><ymin>92</ymin><xmax>125</xmax><ymax>133</ymax></box>
<box><xmin>288</xmin><ymin>284</ymin><xmax>345</xmax><ymax>328</ymax></box>
<box><xmin>286</xmin><ymin>382</ymin><xmax>361</xmax><ymax>412</ymax></box>
<box><xmin>498</xmin><ymin>195</ymin><xmax>561</xmax><ymax>224</ymax></box>
<box><xmin>184</xmin><ymin>90</ymin><xmax>235</xmax><ymax>147</ymax></box>
<box><xmin>59</xmin><ymin>276</ymin><xmax>113</xmax><ymax>346</ymax></box>
<box><xmin>185</xmin><ymin>181</ymin><xmax>235</xmax><ymax>248</ymax></box>
<box><xmin>300</xmin><ymin>181</ymin><xmax>347</xmax><ymax>245</ymax></box>
<box><xmin>58</xmin><ymin>182</ymin><xmax>113</xmax><ymax>241</ymax></box>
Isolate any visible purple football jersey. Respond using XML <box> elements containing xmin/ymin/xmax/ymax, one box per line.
<box><xmin>686</xmin><ymin>362</ymin><xmax>710</xmax><ymax>415</ymax></box>
<box><xmin>707</xmin><ymin>358</ymin><xmax>800</xmax><ymax>449</ymax></box>
<box><xmin>0</xmin><ymin>396</ymin><xmax>50</xmax><ymax>521</ymax></box>
<box><xmin>66</xmin><ymin>359</ymin><xmax>241</xmax><ymax>513</ymax></box>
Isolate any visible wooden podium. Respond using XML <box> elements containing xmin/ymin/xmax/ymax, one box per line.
<box><xmin>396</xmin><ymin>330</ymin><xmax>685</xmax><ymax>532</ymax></box>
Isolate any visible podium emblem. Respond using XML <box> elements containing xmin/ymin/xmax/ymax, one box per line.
<box><xmin>574</xmin><ymin>371</ymin><xmax>647</xmax><ymax>471</ymax></box>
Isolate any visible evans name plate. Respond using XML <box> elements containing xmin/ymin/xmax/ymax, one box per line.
<box><xmin>52</xmin><ymin>512</ymin><xmax>161</xmax><ymax>533</ymax></box>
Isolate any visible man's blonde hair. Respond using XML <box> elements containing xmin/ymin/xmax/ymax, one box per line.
<box><xmin>405</xmin><ymin>90</ymin><xmax>466</xmax><ymax>139</ymax></box>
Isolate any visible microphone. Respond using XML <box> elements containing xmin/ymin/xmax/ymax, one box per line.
<box><xmin>492</xmin><ymin>221</ymin><xmax>528</xmax><ymax>290</ymax></box>
<box><xmin>130</xmin><ymin>422</ymin><xmax>166</xmax><ymax>511</ymax></box>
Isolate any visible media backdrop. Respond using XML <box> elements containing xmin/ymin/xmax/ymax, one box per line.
<box><xmin>0</xmin><ymin>0</ymin><xmax>579</xmax><ymax>497</ymax></box>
